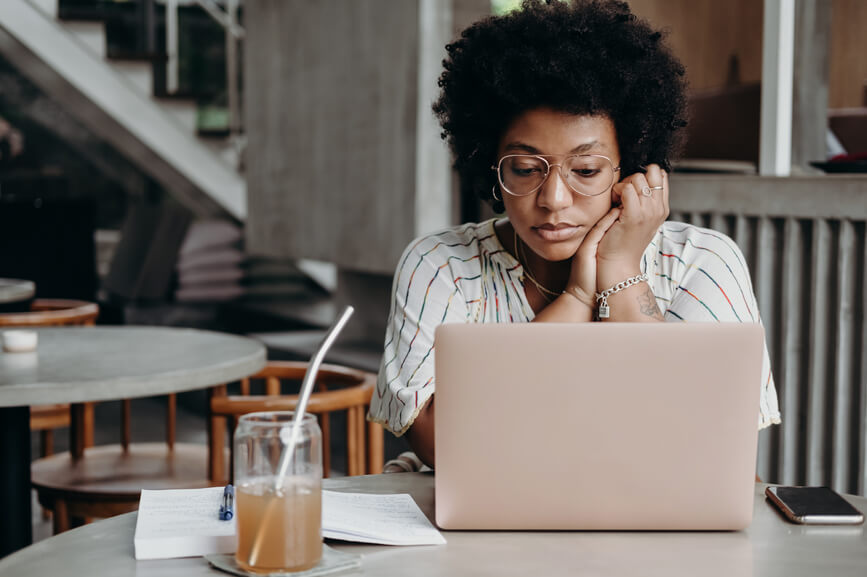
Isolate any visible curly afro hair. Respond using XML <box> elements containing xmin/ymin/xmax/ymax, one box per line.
<box><xmin>433</xmin><ymin>0</ymin><xmax>688</xmax><ymax>213</ymax></box>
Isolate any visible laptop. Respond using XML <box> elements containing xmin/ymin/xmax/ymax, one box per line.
<box><xmin>434</xmin><ymin>322</ymin><xmax>764</xmax><ymax>530</ymax></box>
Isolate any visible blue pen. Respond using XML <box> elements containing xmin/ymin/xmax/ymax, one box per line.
<box><xmin>219</xmin><ymin>484</ymin><xmax>235</xmax><ymax>521</ymax></box>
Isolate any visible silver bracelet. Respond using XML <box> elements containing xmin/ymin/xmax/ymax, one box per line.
<box><xmin>595</xmin><ymin>273</ymin><xmax>649</xmax><ymax>319</ymax></box>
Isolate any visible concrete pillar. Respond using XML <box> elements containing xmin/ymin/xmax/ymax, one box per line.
<box><xmin>244</xmin><ymin>0</ymin><xmax>459</xmax><ymax>275</ymax></box>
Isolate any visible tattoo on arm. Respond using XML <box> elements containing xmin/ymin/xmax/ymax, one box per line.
<box><xmin>638</xmin><ymin>284</ymin><xmax>664</xmax><ymax>320</ymax></box>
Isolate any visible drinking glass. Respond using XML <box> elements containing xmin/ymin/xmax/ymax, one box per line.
<box><xmin>234</xmin><ymin>412</ymin><xmax>323</xmax><ymax>573</ymax></box>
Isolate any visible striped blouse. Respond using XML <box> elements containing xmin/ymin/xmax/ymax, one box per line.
<box><xmin>369</xmin><ymin>218</ymin><xmax>782</xmax><ymax>436</ymax></box>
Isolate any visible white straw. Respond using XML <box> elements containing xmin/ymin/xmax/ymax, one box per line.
<box><xmin>247</xmin><ymin>305</ymin><xmax>354</xmax><ymax>567</ymax></box>
<box><xmin>274</xmin><ymin>305</ymin><xmax>355</xmax><ymax>485</ymax></box>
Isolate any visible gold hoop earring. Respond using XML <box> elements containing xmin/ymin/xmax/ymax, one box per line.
<box><xmin>492</xmin><ymin>185</ymin><xmax>501</xmax><ymax>201</ymax></box>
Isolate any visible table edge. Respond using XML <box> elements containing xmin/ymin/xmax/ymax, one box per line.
<box><xmin>0</xmin><ymin>327</ymin><xmax>267</xmax><ymax>406</ymax></box>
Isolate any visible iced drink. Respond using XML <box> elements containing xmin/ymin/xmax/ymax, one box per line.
<box><xmin>235</xmin><ymin>476</ymin><xmax>322</xmax><ymax>573</ymax></box>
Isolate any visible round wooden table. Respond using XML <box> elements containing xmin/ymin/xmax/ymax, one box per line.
<box><xmin>0</xmin><ymin>473</ymin><xmax>864</xmax><ymax>576</ymax></box>
<box><xmin>0</xmin><ymin>326</ymin><xmax>266</xmax><ymax>557</ymax></box>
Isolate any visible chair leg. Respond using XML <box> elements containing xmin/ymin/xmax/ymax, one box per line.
<box><xmin>209</xmin><ymin>416</ymin><xmax>227</xmax><ymax>484</ymax></box>
<box><xmin>166</xmin><ymin>394</ymin><xmax>177</xmax><ymax>451</ymax></box>
<box><xmin>83</xmin><ymin>403</ymin><xmax>94</xmax><ymax>448</ymax></box>
<box><xmin>355</xmin><ymin>406</ymin><xmax>366</xmax><ymax>475</ymax></box>
<box><xmin>228</xmin><ymin>416</ymin><xmax>237</xmax><ymax>484</ymax></box>
<box><xmin>53</xmin><ymin>499</ymin><xmax>69</xmax><ymax>534</ymax></box>
<box><xmin>266</xmin><ymin>376</ymin><xmax>281</xmax><ymax>395</ymax></box>
<box><xmin>121</xmin><ymin>399</ymin><xmax>132</xmax><ymax>451</ymax></box>
<box><xmin>208</xmin><ymin>385</ymin><xmax>228</xmax><ymax>484</ymax></box>
<box><xmin>69</xmin><ymin>404</ymin><xmax>87</xmax><ymax>459</ymax></box>
<box><xmin>346</xmin><ymin>407</ymin><xmax>359</xmax><ymax>476</ymax></box>
<box><xmin>40</xmin><ymin>429</ymin><xmax>54</xmax><ymax>458</ymax></box>
<box><xmin>37</xmin><ymin>429</ymin><xmax>54</xmax><ymax>520</ymax></box>
<box><xmin>320</xmin><ymin>414</ymin><xmax>331</xmax><ymax>478</ymax></box>
<box><xmin>367</xmin><ymin>420</ymin><xmax>384</xmax><ymax>475</ymax></box>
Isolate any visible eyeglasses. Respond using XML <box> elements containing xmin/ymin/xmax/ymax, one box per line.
<box><xmin>492</xmin><ymin>154</ymin><xmax>621</xmax><ymax>198</ymax></box>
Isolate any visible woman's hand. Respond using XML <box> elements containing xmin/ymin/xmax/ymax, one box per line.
<box><xmin>595</xmin><ymin>164</ymin><xmax>669</xmax><ymax>288</ymax></box>
<box><xmin>565</xmin><ymin>206</ymin><xmax>622</xmax><ymax>307</ymax></box>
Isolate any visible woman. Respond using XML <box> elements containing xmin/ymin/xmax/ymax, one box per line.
<box><xmin>369</xmin><ymin>0</ymin><xmax>780</xmax><ymax>467</ymax></box>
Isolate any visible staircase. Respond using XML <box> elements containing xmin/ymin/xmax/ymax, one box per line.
<box><xmin>0</xmin><ymin>0</ymin><xmax>245</xmax><ymax>220</ymax></box>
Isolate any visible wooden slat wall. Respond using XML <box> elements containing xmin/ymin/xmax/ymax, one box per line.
<box><xmin>628</xmin><ymin>0</ymin><xmax>764</xmax><ymax>91</ymax></box>
<box><xmin>630</xmin><ymin>0</ymin><xmax>865</xmax><ymax>106</ymax></box>
<box><xmin>829</xmin><ymin>0</ymin><xmax>867</xmax><ymax>107</ymax></box>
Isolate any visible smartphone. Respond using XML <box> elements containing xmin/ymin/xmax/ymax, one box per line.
<box><xmin>765</xmin><ymin>486</ymin><xmax>864</xmax><ymax>525</ymax></box>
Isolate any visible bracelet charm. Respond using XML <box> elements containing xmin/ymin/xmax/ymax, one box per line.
<box><xmin>595</xmin><ymin>273</ymin><xmax>649</xmax><ymax>319</ymax></box>
<box><xmin>598</xmin><ymin>303</ymin><xmax>610</xmax><ymax>319</ymax></box>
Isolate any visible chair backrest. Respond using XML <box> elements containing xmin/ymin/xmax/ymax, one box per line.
<box><xmin>208</xmin><ymin>360</ymin><xmax>384</xmax><ymax>482</ymax></box>
<box><xmin>0</xmin><ymin>299</ymin><xmax>99</xmax><ymax>327</ymax></box>
<box><xmin>0</xmin><ymin>300</ymin><xmax>168</xmax><ymax>456</ymax></box>
<box><xmin>0</xmin><ymin>299</ymin><xmax>100</xmax><ymax>453</ymax></box>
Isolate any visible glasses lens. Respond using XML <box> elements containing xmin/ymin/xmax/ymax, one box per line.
<box><xmin>499</xmin><ymin>156</ymin><xmax>548</xmax><ymax>196</ymax></box>
<box><xmin>563</xmin><ymin>156</ymin><xmax>614</xmax><ymax>196</ymax></box>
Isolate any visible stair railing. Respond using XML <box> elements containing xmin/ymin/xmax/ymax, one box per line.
<box><xmin>161</xmin><ymin>0</ymin><xmax>245</xmax><ymax>163</ymax></box>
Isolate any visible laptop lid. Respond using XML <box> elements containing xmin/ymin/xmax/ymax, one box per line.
<box><xmin>434</xmin><ymin>322</ymin><xmax>763</xmax><ymax>530</ymax></box>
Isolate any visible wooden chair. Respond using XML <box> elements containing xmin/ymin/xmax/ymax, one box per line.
<box><xmin>0</xmin><ymin>299</ymin><xmax>100</xmax><ymax>456</ymax></box>
<box><xmin>31</xmin><ymin>390</ymin><xmax>218</xmax><ymax>534</ymax></box>
<box><xmin>0</xmin><ymin>299</ymin><xmax>99</xmax><ymax>328</ymax></box>
<box><xmin>208</xmin><ymin>360</ymin><xmax>384</xmax><ymax>483</ymax></box>
<box><xmin>32</xmin><ymin>360</ymin><xmax>384</xmax><ymax>534</ymax></box>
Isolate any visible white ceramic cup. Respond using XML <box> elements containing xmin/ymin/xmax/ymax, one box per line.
<box><xmin>2</xmin><ymin>330</ymin><xmax>38</xmax><ymax>353</ymax></box>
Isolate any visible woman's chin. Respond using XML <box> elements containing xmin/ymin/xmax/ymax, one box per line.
<box><xmin>531</xmin><ymin>242</ymin><xmax>582</xmax><ymax>263</ymax></box>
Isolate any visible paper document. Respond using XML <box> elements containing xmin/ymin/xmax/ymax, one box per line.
<box><xmin>134</xmin><ymin>487</ymin><xmax>445</xmax><ymax>560</ymax></box>
<box><xmin>134</xmin><ymin>486</ymin><xmax>236</xmax><ymax>560</ymax></box>
<box><xmin>322</xmin><ymin>491</ymin><xmax>446</xmax><ymax>546</ymax></box>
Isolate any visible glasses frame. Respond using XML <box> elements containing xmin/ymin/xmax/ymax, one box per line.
<box><xmin>491</xmin><ymin>154</ymin><xmax>621</xmax><ymax>198</ymax></box>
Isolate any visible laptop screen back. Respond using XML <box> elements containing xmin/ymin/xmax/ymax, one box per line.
<box><xmin>434</xmin><ymin>322</ymin><xmax>763</xmax><ymax>530</ymax></box>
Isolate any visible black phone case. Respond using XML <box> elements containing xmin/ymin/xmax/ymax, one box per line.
<box><xmin>765</xmin><ymin>486</ymin><xmax>864</xmax><ymax>525</ymax></box>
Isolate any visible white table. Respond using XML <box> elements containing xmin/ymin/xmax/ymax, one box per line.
<box><xmin>0</xmin><ymin>326</ymin><xmax>266</xmax><ymax>557</ymax></box>
<box><xmin>0</xmin><ymin>473</ymin><xmax>864</xmax><ymax>576</ymax></box>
